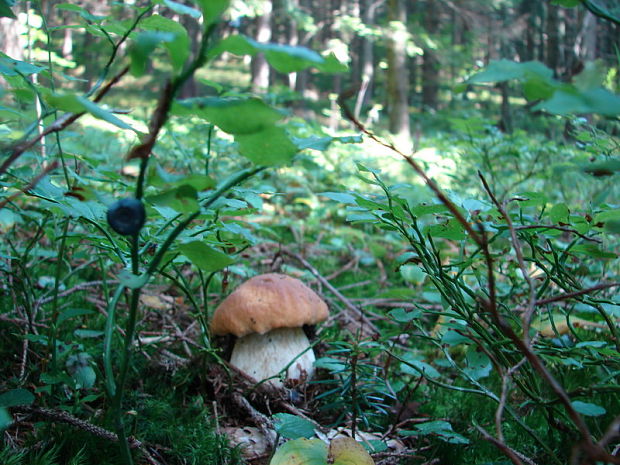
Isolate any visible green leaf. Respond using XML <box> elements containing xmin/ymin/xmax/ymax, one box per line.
<box><xmin>0</xmin><ymin>408</ymin><xmax>11</xmax><ymax>432</ymax></box>
<box><xmin>467</xmin><ymin>59</ymin><xmax>554</xmax><ymax>84</ymax></box>
<box><xmin>548</xmin><ymin>203</ymin><xmax>570</xmax><ymax>223</ymax></box>
<box><xmin>209</xmin><ymin>35</ymin><xmax>347</xmax><ymax>73</ymax></box>
<box><xmin>581</xmin><ymin>159</ymin><xmax>620</xmax><ymax>177</ymax></box>
<box><xmin>0</xmin><ymin>56</ymin><xmax>45</xmax><ymax>76</ymax></box>
<box><xmin>400</xmin><ymin>264</ymin><xmax>426</xmax><ymax>284</ymax></box>
<box><xmin>426</xmin><ymin>219</ymin><xmax>466</xmax><ymax>240</ymax></box>
<box><xmin>463</xmin><ymin>349</ymin><xmax>492</xmax><ymax>380</ymax></box>
<box><xmin>139</xmin><ymin>15</ymin><xmax>190</xmax><ymax>72</ymax></box>
<box><xmin>118</xmin><ymin>270</ymin><xmax>149</xmax><ymax>289</ymax></box>
<box><xmin>178</xmin><ymin>241</ymin><xmax>234</xmax><ymax>272</ymax></box>
<box><xmin>57</xmin><ymin>308</ymin><xmax>95</xmax><ymax>325</ymax></box>
<box><xmin>44</xmin><ymin>93</ymin><xmax>140</xmax><ymax>133</ymax></box>
<box><xmin>269</xmin><ymin>439</ymin><xmax>327</xmax><ymax>465</ymax></box>
<box><xmin>162</xmin><ymin>0</ymin><xmax>201</xmax><ymax>18</ymax></box>
<box><xmin>130</xmin><ymin>30</ymin><xmax>177</xmax><ymax>76</ymax></box>
<box><xmin>571</xmin><ymin>400</ymin><xmax>606</xmax><ymax>417</ymax></box>
<box><xmin>236</xmin><ymin>126</ymin><xmax>298</xmax><ymax>166</ymax></box>
<box><xmin>402</xmin><ymin>420</ymin><xmax>469</xmax><ymax>444</ymax></box>
<box><xmin>534</xmin><ymin>88</ymin><xmax>620</xmax><ymax>116</ymax></box>
<box><xmin>147</xmin><ymin>184</ymin><xmax>200</xmax><ymax>213</ymax></box>
<box><xmin>74</xmin><ymin>329</ymin><xmax>104</xmax><ymax>338</ymax></box>
<box><xmin>400</xmin><ymin>354</ymin><xmax>440</xmax><ymax>378</ymax></box>
<box><xmin>570</xmin><ymin>243</ymin><xmax>617</xmax><ymax>259</ymax></box>
<box><xmin>320</xmin><ymin>192</ymin><xmax>357</xmax><ymax>205</ymax></box>
<box><xmin>273</xmin><ymin>413</ymin><xmax>316</xmax><ymax>439</ymax></box>
<box><xmin>173</xmin><ymin>97</ymin><xmax>283</xmax><ymax>134</ymax></box>
<box><xmin>195</xmin><ymin>0</ymin><xmax>229</xmax><ymax>26</ymax></box>
<box><xmin>0</xmin><ymin>0</ymin><xmax>16</xmax><ymax>18</ymax></box>
<box><xmin>0</xmin><ymin>389</ymin><xmax>35</xmax><ymax>408</ymax></box>
<box><xmin>388</xmin><ymin>308</ymin><xmax>422</xmax><ymax>323</ymax></box>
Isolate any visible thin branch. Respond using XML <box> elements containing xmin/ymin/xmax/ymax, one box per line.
<box><xmin>514</xmin><ymin>224</ymin><xmax>601</xmax><ymax>243</ymax></box>
<box><xmin>535</xmin><ymin>282</ymin><xmax>620</xmax><ymax>306</ymax></box>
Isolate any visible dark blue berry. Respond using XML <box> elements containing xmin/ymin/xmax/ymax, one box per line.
<box><xmin>107</xmin><ymin>198</ymin><xmax>146</xmax><ymax>236</ymax></box>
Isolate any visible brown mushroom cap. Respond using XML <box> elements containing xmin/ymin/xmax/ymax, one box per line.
<box><xmin>210</xmin><ymin>273</ymin><xmax>328</xmax><ymax>337</ymax></box>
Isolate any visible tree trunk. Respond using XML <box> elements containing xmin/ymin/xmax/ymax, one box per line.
<box><xmin>386</xmin><ymin>0</ymin><xmax>410</xmax><ymax>145</ymax></box>
<box><xmin>251</xmin><ymin>0</ymin><xmax>273</xmax><ymax>93</ymax></box>
<box><xmin>421</xmin><ymin>0</ymin><xmax>440</xmax><ymax>111</ymax></box>
<box><xmin>353</xmin><ymin>0</ymin><xmax>379</xmax><ymax>119</ymax></box>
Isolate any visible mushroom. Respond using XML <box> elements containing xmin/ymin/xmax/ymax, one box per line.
<box><xmin>210</xmin><ymin>273</ymin><xmax>328</xmax><ymax>387</ymax></box>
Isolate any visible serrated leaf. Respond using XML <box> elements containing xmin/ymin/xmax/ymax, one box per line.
<box><xmin>0</xmin><ymin>389</ymin><xmax>34</xmax><ymax>408</ymax></box>
<box><xmin>178</xmin><ymin>241</ymin><xmax>234</xmax><ymax>272</ymax></box>
<box><xmin>571</xmin><ymin>400</ymin><xmax>606</xmax><ymax>417</ymax></box>
<box><xmin>273</xmin><ymin>413</ymin><xmax>316</xmax><ymax>439</ymax></box>
<box><xmin>269</xmin><ymin>439</ymin><xmax>327</xmax><ymax>465</ymax></box>
<box><xmin>236</xmin><ymin>126</ymin><xmax>298</xmax><ymax>166</ymax></box>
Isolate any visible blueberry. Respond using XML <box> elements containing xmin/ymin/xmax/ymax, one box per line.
<box><xmin>107</xmin><ymin>198</ymin><xmax>146</xmax><ymax>236</ymax></box>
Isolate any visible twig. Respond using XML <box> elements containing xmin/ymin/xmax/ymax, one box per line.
<box><xmin>514</xmin><ymin>224</ymin><xmax>601</xmax><ymax>243</ymax></box>
<box><xmin>475</xmin><ymin>425</ymin><xmax>535</xmax><ymax>465</ymax></box>
<box><xmin>11</xmin><ymin>405</ymin><xmax>161</xmax><ymax>464</ymax></box>
<box><xmin>535</xmin><ymin>282</ymin><xmax>620</xmax><ymax>306</ymax></box>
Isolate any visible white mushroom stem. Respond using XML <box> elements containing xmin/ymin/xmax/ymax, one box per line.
<box><xmin>230</xmin><ymin>327</ymin><xmax>316</xmax><ymax>388</ymax></box>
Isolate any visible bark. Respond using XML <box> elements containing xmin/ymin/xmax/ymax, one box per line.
<box><xmin>386</xmin><ymin>0</ymin><xmax>410</xmax><ymax>144</ymax></box>
<box><xmin>251</xmin><ymin>0</ymin><xmax>273</xmax><ymax>93</ymax></box>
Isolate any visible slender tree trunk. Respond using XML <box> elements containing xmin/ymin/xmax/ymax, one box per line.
<box><xmin>546</xmin><ymin>3</ymin><xmax>560</xmax><ymax>76</ymax></box>
<box><xmin>386</xmin><ymin>0</ymin><xmax>410</xmax><ymax>145</ymax></box>
<box><xmin>354</xmin><ymin>0</ymin><xmax>379</xmax><ymax>119</ymax></box>
<box><xmin>287</xmin><ymin>0</ymin><xmax>300</xmax><ymax>90</ymax></box>
<box><xmin>251</xmin><ymin>0</ymin><xmax>273</xmax><ymax>92</ymax></box>
<box><xmin>421</xmin><ymin>0</ymin><xmax>440</xmax><ymax>111</ymax></box>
